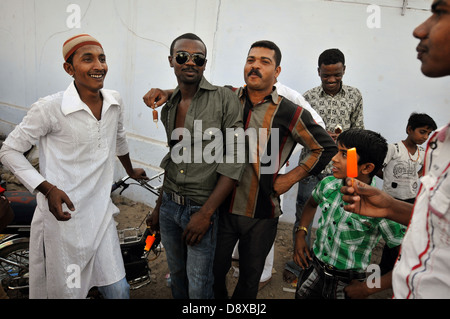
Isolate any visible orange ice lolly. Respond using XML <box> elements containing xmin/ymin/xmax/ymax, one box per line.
<box><xmin>145</xmin><ymin>233</ymin><xmax>156</xmax><ymax>251</ymax></box>
<box><xmin>347</xmin><ymin>148</ymin><xmax>358</xmax><ymax>186</ymax></box>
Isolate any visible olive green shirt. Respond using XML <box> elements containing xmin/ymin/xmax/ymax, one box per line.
<box><xmin>160</xmin><ymin>77</ymin><xmax>245</xmax><ymax>205</ymax></box>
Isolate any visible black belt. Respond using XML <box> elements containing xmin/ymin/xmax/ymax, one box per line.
<box><xmin>313</xmin><ymin>256</ymin><xmax>366</xmax><ymax>281</ymax></box>
<box><xmin>165</xmin><ymin>191</ymin><xmax>201</xmax><ymax>207</ymax></box>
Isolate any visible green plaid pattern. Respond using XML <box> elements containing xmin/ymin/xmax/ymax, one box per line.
<box><xmin>312</xmin><ymin>176</ymin><xmax>405</xmax><ymax>271</ymax></box>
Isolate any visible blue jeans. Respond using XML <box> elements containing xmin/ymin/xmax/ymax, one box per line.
<box><xmin>159</xmin><ymin>192</ymin><xmax>218</xmax><ymax>299</ymax></box>
<box><xmin>97</xmin><ymin>276</ymin><xmax>130</xmax><ymax>299</ymax></box>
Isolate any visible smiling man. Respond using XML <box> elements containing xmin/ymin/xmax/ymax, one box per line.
<box><xmin>292</xmin><ymin>48</ymin><xmax>365</xmax><ymax>249</ymax></box>
<box><xmin>0</xmin><ymin>34</ymin><xmax>147</xmax><ymax>299</ymax></box>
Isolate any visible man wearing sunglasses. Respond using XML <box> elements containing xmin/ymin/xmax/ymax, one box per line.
<box><xmin>143</xmin><ymin>39</ymin><xmax>336</xmax><ymax>299</ymax></box>
<box><xmin>145</xmin><ymin>33</ymin><xmax>244</xmax><ymax>299</ymax></box>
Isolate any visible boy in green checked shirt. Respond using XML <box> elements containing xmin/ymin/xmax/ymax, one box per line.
<box><xmin>294</xmin><ymin>128</ymin><xmax>405</xmax><ymax>299</ymax></box>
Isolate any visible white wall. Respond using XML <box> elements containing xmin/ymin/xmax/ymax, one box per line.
<box><xmin>0</xmin><ymin>0</ymin><xmax>448</xmax><ymax>220</ymax></box>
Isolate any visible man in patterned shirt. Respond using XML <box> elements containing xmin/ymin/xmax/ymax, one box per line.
<box><xmin>294</xmin><ymin>48</ymin><xmax>364</xmax><ymax>246</ymax></box>
<box><xmin>294</xmin><ymin>129</ymin><xmax>404</xmax><ymax>299</ymax></box>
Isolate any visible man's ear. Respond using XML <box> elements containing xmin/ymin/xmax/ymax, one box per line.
<box><xmin>406</xmin><ymin>125</ymin><xmax>412</xmax><ymax>135</ymax></box>
<box><xmin>275</xmin><ymin>65</ymin><xmax>281</xmax><ymax>80</ymax></box>
<box><xmin>168</xmin><ymin>56</ymin><xmax>174</xmax><ymax>68</ymax></box>
<box><xmin>360</xmin><ymin>162</ymin><xmax>375</xmax><ymax>175</ymax></box>
<box><xmin>63</xmin><ymin>62</ymin><xmax>74</xmax><ymax>77</ymax></box>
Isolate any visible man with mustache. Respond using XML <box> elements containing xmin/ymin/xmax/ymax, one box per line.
<box><xmin>0</xmin><ymin>34</ymin><xmax>147</xmax><ymax>298</ymax></box>
<box><xmin>341</xmin><ymin>0</ymin><xmax>450</xmax><ymax>298</ymax></box>
<box><xmin>145</xmin><ymin>33</ymin><xmax>244</xmax><ymax>299</ymax></box>
<box><xmin>212</xmin><ymin>40</ymin><xmax>337</xmax><ymax>299</ymax></box>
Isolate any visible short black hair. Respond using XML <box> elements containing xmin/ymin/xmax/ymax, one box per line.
<box><xmin>318</xmin><ymin>48</ymin><xmax>345</xmax><ymax>67</ymax></box>
<box><xmin>249</xmin><ymin>40</ymin><xmax>282</xmax><ymax>67</ymax></box>
<box><xmin>66</xmin><ymin>52</ymin><xmax>75</xmax><ymax>65</ymax></box>
<box><xmin>170</xmin><ymin>33</ymin><xmax>207</xmax><ymax>57</ymax></box>
<box><xmin>407</xmin><ymin>112</ymin><xmax>437</xmax><ymax>131</ymax></box>
<box><xmin>337</xmin><ymin>128</ymin><xmax>387</xmax><ymax>178</ymax></box>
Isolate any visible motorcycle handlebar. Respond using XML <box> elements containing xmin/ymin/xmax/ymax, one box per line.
<box><xmin>111</xmin><ymin>171</ymin><xmax>163</xmax><ymax>196</ymax></box>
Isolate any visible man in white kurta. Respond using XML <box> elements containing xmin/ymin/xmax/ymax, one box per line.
<box><xmin>0</xmin><ymin>34</ymin><xmax>146</xmax><ymax>298</ymax></box>
<box><xmin>1</xmin><ymin>82</ymin><xmax>128</xmax><ymax>298</ymax></box>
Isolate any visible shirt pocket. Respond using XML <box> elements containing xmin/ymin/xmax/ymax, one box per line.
<box><xmin>338</xmin><ymin>213</ymin><xmax>373</xmax><ymax>247</ymax></box>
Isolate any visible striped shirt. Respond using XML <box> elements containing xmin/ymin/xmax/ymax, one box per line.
<box><xmin>312</xmin><ymin>176</ymin><xmax>405</xmax><ymax>271</ymax></box>
<box><xmin>222</xmin><ymin>87</ymin><xmax>337</xmax><ymax>219</ymax></box>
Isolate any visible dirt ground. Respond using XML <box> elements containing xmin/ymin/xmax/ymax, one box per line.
<box><xmin>112</xmin><ymin>194</ymin><xmax>392</xmax><ymax>300</ymax></box>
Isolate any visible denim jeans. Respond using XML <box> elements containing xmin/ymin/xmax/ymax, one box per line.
<box><xmin>159</xmin><ymin>192</ymin><xmax>218</xmax><ymax>299</ymax></box>
<box><xmin>97</xmin><ymin>276</ymin><xmax>130</xmax><ymax>299</ymax></box>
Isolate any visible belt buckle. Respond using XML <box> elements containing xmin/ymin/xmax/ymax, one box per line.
<box><xmin>323</xmin><ymin>264</ymin><xmax>334</xmax><ymax>277</ymax></box>
<box><xmin>172</xmin><ymin>193</ymin><xmax>185</xmax><ymax>206</ymax></box>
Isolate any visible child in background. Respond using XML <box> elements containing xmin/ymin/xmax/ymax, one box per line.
<box><xmin>376</xmin><ymin>112</ymin><xmax>437</xmax><ymax>275</ymax></box>
<box><xmin>379</xmin><ymin>112</ymin><xmax>437</xmax><ymax>203</ymax></box>
<box><xmin>294</xmin><ymin>128</ymin><xmax>405</xmax><ymax>299</ymax></box>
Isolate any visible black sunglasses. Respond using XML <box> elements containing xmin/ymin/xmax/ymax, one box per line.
<box><xmin>174</xmin><ymin>51</ymin><xmax>206</xmax><ymax>67</ymax></box>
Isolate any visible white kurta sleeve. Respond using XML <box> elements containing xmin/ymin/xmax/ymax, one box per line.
<box><xmin>0</xmin><ymin>100</ymin><xmax>51</xmax><ymax>192</ymax></box>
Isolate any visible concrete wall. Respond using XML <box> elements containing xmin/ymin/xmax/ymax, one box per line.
<box><xmin>0</xmin><ymin>0</ymin><xmax>448</xmax><ymax>222</ymax></box>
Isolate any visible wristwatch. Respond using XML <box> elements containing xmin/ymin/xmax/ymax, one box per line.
<box><xmin>295</xmin><ymin>225</ymin><xmax>308</xmax><ymax>235</ymax></box>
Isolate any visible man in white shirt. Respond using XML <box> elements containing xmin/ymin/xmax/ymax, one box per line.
<box><xmin>0</xmin><ymin>34</ymin><xmax>147</xmax><ymax>299</ymax></box>
<box><xmin>341</xmin><ymin>0</ymin><xmax>450</xmax><ymax>299</ymax></box>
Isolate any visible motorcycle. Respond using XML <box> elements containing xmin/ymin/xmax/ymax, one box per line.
<box><xmin>0</xmin><ymin>171</ymin><xmax>163</xmax><ymax>298</ymax></box>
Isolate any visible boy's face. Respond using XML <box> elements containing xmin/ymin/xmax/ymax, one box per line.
<box><xmin>331</xmin><ymin>142</ymin><xmax>360</xmax><ymax>180</ymax></box>
<box><xmin>407</xmin><ymin>126</ymin><xmax>434</xmax><ymax>145</ymax></box>
<box><xmin>64</xmin><ymin>45</ymin><xmax>108</xmax><ymax>92</ymax></box>
<box><xmin>318</xmin><ymin>62</ymin><xmax>345</xmax><ymax>96</ymax></box>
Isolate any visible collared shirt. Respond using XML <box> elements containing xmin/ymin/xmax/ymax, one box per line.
<box><xmin>312</xmin><ymin>176</ymin><xmax>405</xmax><ymax>271</ymax></box>
<box><xmin>0</xmin><ymin>82</ymin><xmax>128</xmax><ymax>298</ymax></box>
<box><xmin>160</xmin><ymin>76</ymin><xmax>245</xmax><ymax>205</ymax></box>
<box><xmin>222</xmin><ymin>87</ymin><xmax>337</xmax><ymax>219</ymax></box>
<box><xmin>393</xmin><ymin>124</ymin><xmax>450</xmax><ymax>299</ymax></box>
<box><xmin>300</xmin><ymin>84</ymin><xmax>364</xmax><ymax>174</ymax></box>
<box><xmin>274</xmin><ymin>82</ymin><xmax>325</xmax><ymax>129</ymax></box>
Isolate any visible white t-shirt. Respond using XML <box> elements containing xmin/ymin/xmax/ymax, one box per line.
<box><xmin>382</xmin><ymin>142</ymin><xmax>424</xmax><ymax>200</ymax></box>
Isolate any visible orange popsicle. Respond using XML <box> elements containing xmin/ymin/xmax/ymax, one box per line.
<box><xmin>145</xmin><ymin>232</ymin><xmax>156</xmax><ymax>251</ymax></box>
<box><xmin>347</xmin><ymin>147</ymin><xmax>358</xmax><ymax>185</ymax></box>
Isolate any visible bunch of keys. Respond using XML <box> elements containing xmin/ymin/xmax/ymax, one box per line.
<box><xmin>152</xmin><ymin>102</ymin><xmax>158</xmax><ymax>128</ymax></box>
